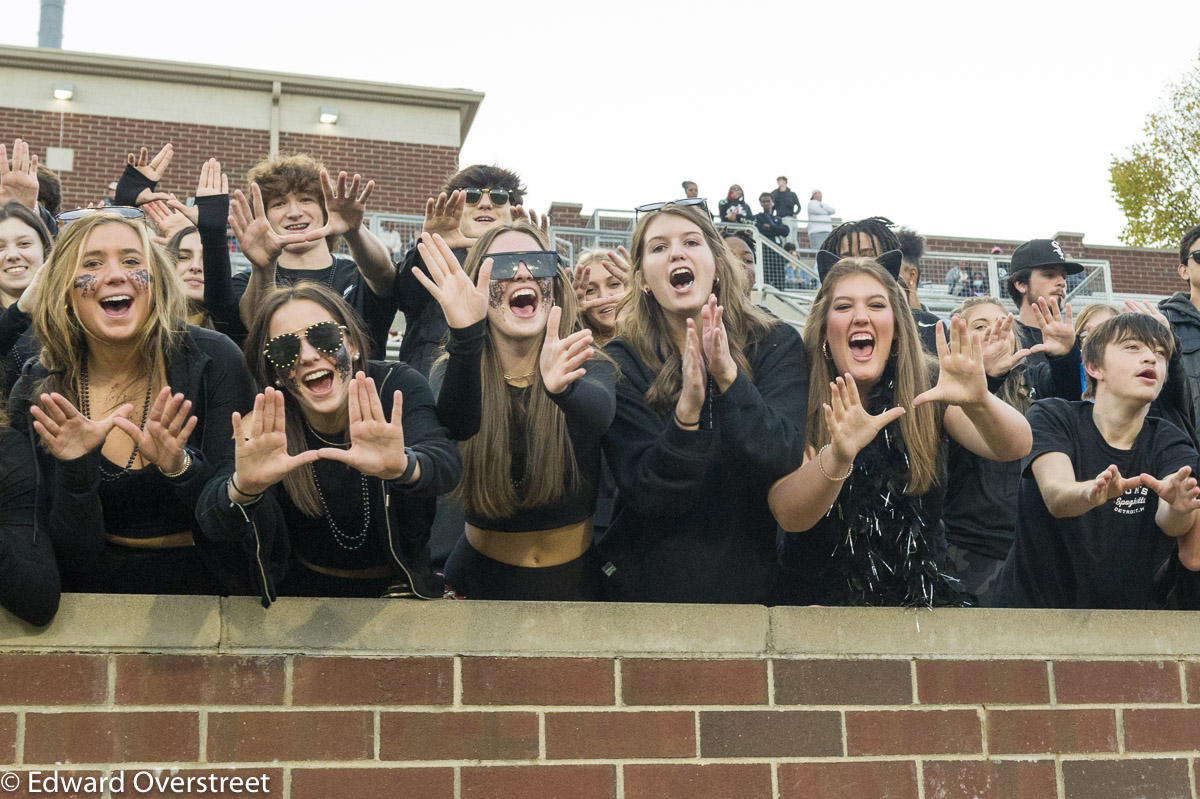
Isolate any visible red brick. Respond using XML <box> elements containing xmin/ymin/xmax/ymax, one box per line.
<box><xmin>291</xmin><ymin>768</ymin><xmax>451</xmax><ymax>799</ymax></box>
<box><xmin>924</xmin><ymin>761</ymin><xmax>1057</xmax><ymax>799</ymax></box>
<box><xmin>461</xmin><ymin>766</ymin><xmax>615</xmax><ymax>799</ymax></box>
<box><xmin>916</xmin><ymin>659</ymin><xmax>1049</xmax><ymax>705</ymax></box>
<box><xmin>779</xmin><ymin>761</ymin><xmax>919</xmax><ymax>799</ymax></box>
<box><xmin>1123</xmin><ymin>708</ymin><xmax>1200</xmax><ymax>751</ymax></box>
<box><xmin>115</xmin><ymin>655</ymin><xmax>283</xmax><ymax>705</ymax></box>
<box><xmin>545</xmin><ymin>711</ymin><xmax>693</xmax><ymax>759</ymax></box>
<box><xmin>624</xmin><ymin>764</ymin><xmax>772</xmax><ymax>799</ymax></box>
<box><xmin>1062</xmin><ymin>758</ymin><xmax>1191</xmax><ymax>799</ymax></box>
<box><xmin>1185</xmin><ymin>661</ymin><xmax>1200</xmax><ymax>703</ymax></box>
<box><xmin>462</xmin><ymin>657</ymin><xmax>613</xmax><ymax>706</ymax></box>
<box><xmin>621</xmin><ymin>659</ymin><xmax>766</xmax><ymax>705</ymax></box>
<box><xmin>0</xmin><ymin>654</ymin><xmax>107</xmax><ymax>705</ymax></box>
<box><xmin>700</xmin><ymin>710</ymin><xmax>842</xmax><ymax>757</ymax></box>
<box><xmin>380</xmin><ymin>711</ymin><xmax>538</xmax><ymax>760</ymax></box>
<box><xmin>6</xmin><ymin>770</ymin><xmax>105</xmax><ymax>798</ymax></box>
<box><xmin>111</xmin><ymin>769</ymin><xmax>282</xmax><ymax>797</ymax></box>
<box><xmin>846</xmin><ymin>710</ymin><xmax>982</xmax><ymax>756</ymax></box>
<box><xmin>988</xmin><ymin>709</ymin><xmax>1117</xmax><ymax>754</ymax></box>
<box><xmin>207</xmin><ymin>711</ymin><xmax>371</xmax><ymax>761</ymax></box>
<box><xmin>291</xmin><ymin>656</ymin><xmax>452</xmax><ymax>706</ymax></box>
<box><xmin>24</xmin><ymin>712</ymin><xmax>198</xmax><ymax>763</ymax></box>
<box><xmin>1053</xmin><ymin>661</ymin><xmax>1180</xmax><ymax>703</ymax></box>
<box><xmin>0</xmin><ymin>714</ymin><xmax>14</xmax><ymax>764</ymax></box>
<box><xmin>774</xmin><ymin>659</ymin><xmax>912</xmax><ymax>705</ymax></box>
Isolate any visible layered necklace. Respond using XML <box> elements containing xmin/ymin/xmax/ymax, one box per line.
<box><xmin>80</xmin><ymin>361</ymin><xmax>153</xmax><ymax>481</ymax></box>
<box><xmin>305</xmin><ymin>421</ymin><xmax>370</xmax><ymax>551</ymax></box>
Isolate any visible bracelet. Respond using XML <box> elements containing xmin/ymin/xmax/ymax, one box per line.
<box><xmin>817</xmin><ymin>444</ymin><xmax>853</xmax><ymax>482</ymax></box>
<box><xmin>230</xmin><ymin>475</ymin><xmax>264</xmax><ymax>499</ymax></box>
<box><xmin>159</xmin><ymin>449</ymin><xmax>192</xmax><ymax>479</ymax></box>
<box><xmin>673</xmin><ymin>411</ymin><xmax>700</xmax><ymax>430</ymax></box>
<box><xmin>397</xmin><ymin>447</ymin><xmax>418</xmax><ymax>485</ymax></box>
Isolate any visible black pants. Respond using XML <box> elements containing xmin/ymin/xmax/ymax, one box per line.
<box><xmin>444</xmin><ymin>536</ymin><xmax>602</xmax><ymax>601</ymax></box>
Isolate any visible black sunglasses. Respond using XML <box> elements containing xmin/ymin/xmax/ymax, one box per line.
<box><xmin>1189</xmin><ymin>249</ymin><xmax>1200</xmax><ymax>266</ymax></box>
<box><xmin>462</xmin><ymin>188</ymin><xmax>512</xmax><ymax>206</ymax></box>
<box><xmin>487</xmin><ymin>251</ymin><xmax>562</xmax><ymax>280</ymax></box>
<box><xmin>56</xmin><ymin>206</ymin><xmax>144</xmax><ymax>223</ymax></box>
<box><xmin>264</xmin><ymin>321</ymin><xmax>347</xmax><ymax>371</ymax></box>
<box><xmin>634</xmin><ymin>197</ymin><xmax>709</xmax><ymax>221</ymax></box>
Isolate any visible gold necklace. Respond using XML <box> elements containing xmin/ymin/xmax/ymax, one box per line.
<box><xmin>503</xmin><ymin>368</ymin><xmax>536</xmax><ymax>381</ymax></box>
<box><xmin>304</xmin><ymin>420</ymin><xmax>349</xmax><ymax>448</ymax></box>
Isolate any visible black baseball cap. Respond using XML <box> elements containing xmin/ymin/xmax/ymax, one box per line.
<box><xmin>1010</xmin><ymin>239</ymin><xmax>1084</xmax><ymax>276</ymax></box>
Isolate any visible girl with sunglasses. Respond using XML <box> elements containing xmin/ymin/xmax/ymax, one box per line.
<box><xmin>8</xmin><ymin>212</ymin><xmax>275</xmax><ymax>601</ymax></box>
<box><xmin>600</xmin><ymin>202</ymin><xmax>807</xmax><ymax>604</ymax></box>
<box><xmin>415</xmin><ymin>222</ymin><xmax>615</xmax><ymax>600</ymax></box>
<box><xmin>208</xmin><ymin>283</ymin><xmax>461</xmax><ymax>598</ymax></box>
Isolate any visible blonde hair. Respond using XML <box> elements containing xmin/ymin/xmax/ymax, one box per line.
<box><xmin>614</xmin><ymin>203</ymin><xmax>777</xmax><ymax>412</ymax></box>
<box><xmin>33</xmin><ymin>213</ymin><xmax>187</xmax><ymax>404</ymax></box>
<box><xmin>805</xmin><ymin>258</ymin><xmax>942</xmax><ymax>495</ymax></box>
<box><xmin>1074</xmin><ymin>302</ymin><xmax>1120</xmax><ymax>339</ymax></box>
<box><xmin>456</xmin><ymin>222</ymin><xmax>592</xmax><ymax>520</ymax></box>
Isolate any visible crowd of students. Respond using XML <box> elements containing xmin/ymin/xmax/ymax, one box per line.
<box><xmin>2</xmin><ymin>135</ymin><xmax>1200</xmax><ymax>627</ymax></box>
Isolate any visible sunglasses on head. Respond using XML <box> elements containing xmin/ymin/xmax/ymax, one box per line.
<box><xmin>462</xmin><ymin>187</ymin><xmax>512</xmax><ymax>206</ymax></box>
<box><xmin>634</xmin><ymin>197</ymin><xmax>709</xmax><ymax>221</ymax></box>
<box><xmin>56</xmin><ymin>206</ymin><xmax>144</xmax><ymax>224</ymax></box>
<box><xmin>487</xmin><ymin>251</ymin><xmax>561</xmax><ymax>280</ymax></box>
<box><xmin>264</xmin><ymin>321</ymin><xmax>348</xmax><ymax>371</ymax></box>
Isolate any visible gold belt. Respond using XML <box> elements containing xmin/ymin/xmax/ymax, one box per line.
<box><xmin>106</xmin><ymin>532</ymin><xmax>196</xmax><ymax>549</ymax></box>
<box><xmin>298</xmin><ymin>556</ymin><xmax>393</xmax><ymax>580</ymax></box>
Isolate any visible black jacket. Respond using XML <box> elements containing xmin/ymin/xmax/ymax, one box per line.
<box><xmin>198</xmin><ymin>359</ymin><xmax>461</xmax><ymax>600</ymax></box>
<box><xmin>600</xmin><ymin>322</ymin><xmax>807</xmax><ymax>603</ymax></box>
<box><xmin>770</xmin><ymin>189</ymin><xmax>801</xmax><ymax>218</ymax></box>
<box><xmin>754</xmin><ymin>212</ymin><xmax>789</xmax><ymax>245</ymax></box>
<box><xmin>393</xmin><ymin>246</ymin><xmax>467</xmax><ymax>377</ymax></box>
<box><xmin>9</xmin><ymin>326</ymin><xmax>276</xmax><ymax>603</ymax></box>
<box><xmin>718</xmin><ymin>198</ymin><xmax>753</xmax><ymax>225</ymax></box>
<box><xmin>0</xmin><ymin>425</ymin><xmax>59</xmax><ymax>625</ymax></box>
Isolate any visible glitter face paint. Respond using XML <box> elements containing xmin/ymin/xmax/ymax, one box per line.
<box><xmin>73</xmin><ymin>274</ymin><xmax>98</xmax><ymax>297</ymax></box>
<box><xmin>129</xmin><ymin>269</ymin><xmax>151</xmax><ymax>291</ymax></box>
<box><xmin>488</xmin><ymin>281</ymin><xmax>505</xmax><ymax>309</ymax></box>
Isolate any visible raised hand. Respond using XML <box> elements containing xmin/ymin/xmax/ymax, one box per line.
<box><xmin>700</xmin><ymin>293</ymin><xmax>737</xmax><ymax>391</ymax></box>
<box><xmin>511</xmin><ymin>205</ymin><xmax>550</xmax><ymax>238</ymax></box>
<box><xmin>16</xmin><ymin>258</ymin><xmax>48</xmax><ymax>313</ymax></box>
<box><xmin>540</xmin><ymin>305</ymin><xmax>593</xmax><ymax>395</ymax></box>
<box><xmin>301</xmin><ymin>169</ymin><xmax>374</xmax><ymax>242</ymax></box>
<box><xmin>314</xmin><ymin>373</ymin><xmax>411</xmax><ymax>480</ymax></box>
<box><xmin>112</xmin><ymin>386</ymin><xmax>197</xmax><ymax>474</ymax></box>
<box><xmin>143</xmin><ymin>199</ymin><xmax>193</xmax><ymax>243</ymax></box>
<box><xmin>1123</xmin><ymin>299</ymin><xmax>1171</xmax><ymax>333</ymax></box>
<box><xmin>195</xmin><ymin>157</ymin><xmax>228</xmax><ymax>198</ymax></box>
<box><xmin>602</xmin><ymin>246</ymin><xmax>632</xmax><ymax>285</ymax></box>
<box><xmin>423</xmin><ymin>190</ymin><xmax>474</xmax><ymax>250</ymax></box>
<box><xmin>126</xmin><ymin>144</ymin><xmax>174</xmax><ymax>205</ymax></box>
<box><xmin>228</xmin><ymin>183</ymin><xmax>306</xmax><ymax>269</ymax></box>
<box><xmin>29</xmin><ymin>392</ymin><xmax>132</xmax><ymax>462</ymax></box>
<box><xmin>913</xmin><ymin>315</ymin><xmax>988</xmax><ymax>408</ymax></box>
<box><xmin>230</xmin><ymin>388</ymin><xmax>320</xmax><ymax>496</ymax></box>
<box><xmin>0</xmin><ymin>139</ymin><xmax>39</xmax><ymax>209</ymax></box>
<box><xmin>824</xmin><ymin>373</ymin><xmax>906</xmax><ymax>466</ymax></box>
<box><xmin>1141</xmin><ymin>465</ymin><xmax>1200</xmax><ymax>515</ymax></box>
<box><xmin>1031</xmin><ymin>296</ymin><xmax>1075</xmax><ymax>357</ymax></box>
<box><xmin>412</xmin><ymin>231</ymin><xmax>491</xmax><ymax>328</ymax></box>
<box><xmin>675</xmin><ymin>318</ymin><xmax>707</xmax><ymax>427</ymax></box>
<box><xmin>1087</xmin><ymin>464</ymin><xmax>1143</xmax><ymax>508</ymax></box>
<box><xmin>981</xmin><ymin>311</ymin><xmax>1046</xmax><ymax>377</ymax></box>
<box><xmin>572</xmin><ymin>263</ymin><xmax>591</xmax><ymax>304</ymax></box>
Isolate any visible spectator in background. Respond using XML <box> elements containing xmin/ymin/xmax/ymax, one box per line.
<box><xmin>718</xmin><ymin>185</ymin><xmax>753</xmax><ymax>224</ymax></box>
<box><xmin>755</xmin><ymin>193</ymin><xmax>789</xmax><ymax>289</ymax></box>
<box><xmin>807</xmin><ymin>189</ymin><xmax>835</xmax><ymax>251</ymax></box>
<box><xmin>1005</xmin><ymin>239</ymin><xmax>1082</xmax><ymax>362</ymax></box>
<box><xmin>771</xmin><ymin>176</ymin><xmax>801</xmax><ymax>247</ymax></box>
<box><xmin>896</xmin><ymin>227</ymin><xmax>925</xmax><ymax>311</ymax></box>
<box><xmin>682</xmin><ymin>181</ymin><xmax>699</xmax><ymax>199</ymax></box>
<box><xmin>100</xmin><ymin>181</ymin><xmax>118</xmax><ymax>207</ymax></box>
<box><xmin>36</xmin><ymin>164</ymin><xmax>61</xmax><ymax>218</ymax></box>
<box><xmin>1159</xmin><ymin>225</ymin><xmax>1200</xmax><ymax>433</ymax></box>
<box><xmin>721</xmin><ymin>228</ymin><xmax>757</xmax><ymax>291</ymax></box>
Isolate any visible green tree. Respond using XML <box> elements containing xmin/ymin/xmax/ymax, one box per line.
<box><xmin>1110</xmin><ymin>55</ymin><xmax>1200</xmax><ymax>248</ymax></box>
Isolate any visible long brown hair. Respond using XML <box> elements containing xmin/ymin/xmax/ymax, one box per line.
<box><xmin>614</xmin><ymin>203</ymin><xmax>777</xmax><ymax>412</ymax></box>
<box><xmin>953</xmin><ymin>296</ymin><xmax>1031</xmax><ymax>414</ymax></box>
<box><xmin>33</xmin><ymin>213</ymin><xmax>187</xmax><ymax>405</ymax></box>
<box><xmin>243</xmin><ymin>283</ymin><xmax>373</xmax><ymax>517</ymax></box>
<box><xmin>804</xmin><ymin>258</ymin><xmax>941</xmax><ymax>494</ymax></box>
<box><xmin>455</xmin><ymin>222</ymin><xmax>592</xmax><ymax>520</ymax></box>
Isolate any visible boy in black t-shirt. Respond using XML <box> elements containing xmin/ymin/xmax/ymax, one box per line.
<box><xmin>228</xmin><ymin>153</ymin><xmax>398</xmax><ymax>357</ymax></box>
<box><xmin>996</xmin><ymin>313</ymin><xmax>1200</xmax><ymax>609</ymax></box>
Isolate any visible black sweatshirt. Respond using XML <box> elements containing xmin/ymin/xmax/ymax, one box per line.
<box><xmin>431</xmin><ymin>320</ymin><xmax>617</xmax><ymax>532</ymax></box>
<box><xmin>600</xmin><ymin>322</ymin><xmax>808</xmax><ymax>604</ymax></box>
<box><xmin>9</xmin><ymin>327</ymin><xmax>277</xmax><ymax>601</ymax></box>
<box><xmin>0</xmin><ymin>303</ymin><xmax>38</xmax><ymax>393</ymax></box>
<box><xmin>198</xmin><ymin>359</ymin><xmax>461</xmax><ymax>599</ymax></box>
<box><xmin>393</xmin><ymin>246</ymin><xmax>468</xmax><ymax>377</ymax></box>
<box><xmin>0</xmin><ymin>426</ymin><xmax>59</xmax><ymax>626</ymax></box>
<box><xmin>193</xmin><ymin>194</ymin><xmax>247</xmax><ymax>344</ymax></box>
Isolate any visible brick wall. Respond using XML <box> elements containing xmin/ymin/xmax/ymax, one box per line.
<box><xmin>2</xmin><ymin>598</ymin><xmax>1199</xmax><ymax>799</ymax></box>
<box><xmin>1</xmin><ymin>107</ymin><xmax>459</xmax><ymax>215</ymax></box>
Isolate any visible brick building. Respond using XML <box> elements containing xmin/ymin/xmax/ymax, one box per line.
<box><xmin>0</xmin><ymin>44</ymin><xmax>483</xmax><ymax>214</ymax></box>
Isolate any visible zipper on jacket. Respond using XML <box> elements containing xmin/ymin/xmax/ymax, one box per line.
<box><xmin>231</xmin><ymin>482</ymin><xmax>273</xmax><ymax>608</ymax></box>
<box><xmin>383</xmin><ymin>483</ymin><xmax>438</xmax><ymax>600</ymax></box>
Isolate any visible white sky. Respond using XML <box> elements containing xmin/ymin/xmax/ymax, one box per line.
<box><xmin>4</xmin><ymin>0</ymin><xmax>1199</xmax><ymax>245</ymax></box>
